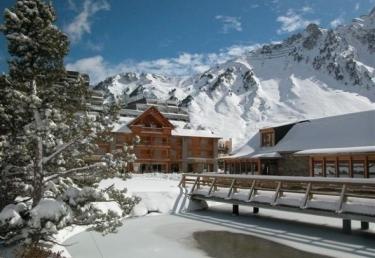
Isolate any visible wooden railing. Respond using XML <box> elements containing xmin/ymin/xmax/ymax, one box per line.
<box><xmin>178</xmin><ymin>173</ymin><xmax>375</xmax><ymax>230</ymax></box>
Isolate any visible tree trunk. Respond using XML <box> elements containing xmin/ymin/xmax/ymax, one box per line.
<box><xmin>31</xmin><ymin>80</ymin><xmax>44</xmax><ymax>207</ymax></box>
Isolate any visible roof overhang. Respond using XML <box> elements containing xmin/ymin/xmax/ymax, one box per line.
<box><xmin>251</xmin><ymin>152</ymin><xmax>282</xmax><ymax>159</ymax></box>
<box><xmin>294</xmin><ymin>146</ymin><xmax>375</xmax><ymax>156</ymax></box>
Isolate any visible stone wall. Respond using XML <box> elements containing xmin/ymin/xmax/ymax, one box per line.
<box><xmin>277</xmin><ymin>153</ymin><xmax>310</xmax><ymax>176</ymax></box>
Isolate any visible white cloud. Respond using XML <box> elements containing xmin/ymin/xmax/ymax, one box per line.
<box><xmin>276</xmin><ymin>9</ymin><xmax>319</xmax><ymax>34</ymax></box>
<box><xmin>66</xmin><ymin>44</ymin><xmax>260</xmax><ymax>84</ymax></box>
<box><xmin>64</xmin><ymin>0</ymin><xmax>110</xmax><ymax>43</ymax></box>
<box><xmin>330</xmin><ymin>17</ymin><xmax>344</xmax><ymax>28</ymax></box>
<box><xmin>301</xmin><ymin>6</ymin><xmax>313</xmax><ymax>13</ymax></box>
<box><xmin>355</xmin><ymin>3</ymin><xmax>360</xmax><ymax>11</ymax></box>
<box><xmin>215</xmin><ymin>15</ymin><xmax>243</xmax><ymax>33</ymax></box>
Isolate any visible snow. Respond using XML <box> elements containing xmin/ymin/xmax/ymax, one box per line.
<box><xmin>90</xmin><ymin>201</ymin><xmax>123</xmax><ymax>216</ymax></box>
<box><xmin>112</xmin><ymin>115</ymin><xmax>222</xmax><ymax>138</ymax></box>
<box><xmin>98</xmin><ymin>173</ymin><xmax>182</xmax><ymax>216</ymax></box>
<box><xmin>55</xmin><ymin>173</ymin><xmax>375</xmax><ymax>258</ymax></box>
<box><xmin>172</xmin><ymin>128</ymin><xmax>221</xmax><ymax>138</ymax></box>
<box><xmin>64</xmin><ymin>206</ymin><xmax>375</xmax><ymax>258</ymax></box>
<box><xmin>229</xmin><ymin>109</ymin><xmax>375</xmax><ymax>158</ymax></box>
<box><xmin>29</xmin><ymin>199</ymin><xmax>72</xmax><ymax>229</ymax></box>
<box><xmin>0</xmin><ymin>204</ymin><xmax>26</xmax><ymax>227</ymax></box>
<box><xmin>296</xmin><ymin>146</ymin><xmax>375</xmax><ymax>155</ymax></box>
<box><xmin>96</xmin><ymin>10</ymin><xmax>375</xmax><ymax>150</ymax></box>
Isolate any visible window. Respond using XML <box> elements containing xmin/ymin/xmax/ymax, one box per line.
<box><xmin>313</xmin><ymin>161</ymin><xmax>323</xmax><ymax>177</ymax></box>
<box><xmin>325</xmin><ymin>161</ymin><xmax>336</xmax><ymax>177</ymax></box>
<box><xmin>353</xmin><ymin>161</ymin><xmax>365</xmax><ymax>178</ymax></box>
<box><xmin>261</xmin><ymin>132</ymin><xmax>274</xmax><ymax>147</ymax></box>
<box><xmin>338</xmin><ymin>161</ymin><xmax>350</xmax><ymax>177</ymax></box>
<box><xmin>369</xmin><ymin>161</ymin><xmax>375</xmax><ymax>178</ymax></box>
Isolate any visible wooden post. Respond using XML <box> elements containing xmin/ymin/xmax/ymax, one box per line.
<box><xmin>300</xmin><ymin>183</ymin><xmax>312</xmax><ymax>209</ymax></box>
<box><xmin>227</xmin><ymin>179</ymin><xmax>236</xmax><ymax>198</ymax></box>
<box><xmin>361</xmin><ymin>221</ymin><xmax>369</xmax><ymax>230</ymax></box>
<box><xmin>365</xmin><ymin>156</ymin><xmax>369</xmax><ymax>178</ymax></box>
<box><xmin>253</xmin><ymin>207</ymin><xmax>259</xmax><ymax>214</ymax></box>
<box><xmin>248</xmin><ymin>180</ymin><xmax>256</xmax><ymax>201</ymax></box>
<box><xmin>336</xmin><ymin>184</ymin><xmax>346</xmax><ymax>213</ymax></box>
<box><xmin>322</xmin><ymin>157</ymin><xmax>326</xmax><ymax>177</ymax></box>
<box><xmin>272</xmin><ymin>181</ymin><xmax>282</xmax><ymax>205</ymax></box>
<box><xmin>232</xmin><ymin>204</ymin><xmax>239</xmax><ymax>216</ymax></box>
<box><xmin>310</xmin><ymin>157</ymin><xmax>314</xmax><ymax>177</ymax></box>
<box><xmin>208</xmin><ymin>178</ymin><xmax>217</xmax><ymax>196</ymax></box>
<box><xmin>343</xmin><ymin>219</ymin><xmax>351</xmax><ymax>234</ymax></box>
<box><xmin>349</xmin><ymin>157</ymin><xmax>353</xmax><ymax>177</ymax></box>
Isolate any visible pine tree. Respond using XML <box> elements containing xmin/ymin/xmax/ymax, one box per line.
<box><xmin>0</xmin><ymin>0</ymin><xmax>139</xmax><ymax>245</ymax></box>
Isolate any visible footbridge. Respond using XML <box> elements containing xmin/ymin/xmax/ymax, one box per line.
<box><xmin>179</xmin><ymin>173</ymin><xmax>375</xmax><ymax>233</ymax></box>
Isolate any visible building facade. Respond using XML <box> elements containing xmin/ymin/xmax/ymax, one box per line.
<box><xmin>91</xmin><ymin>94</ymin><xmax>224</xmax><ymax>173</ymax></box>
<box><xmin>223</xmin><ymin>110</ymin><xmax>375</xmax><ymax>178</ymax></box>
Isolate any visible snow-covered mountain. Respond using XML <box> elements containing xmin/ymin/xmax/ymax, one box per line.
<box><xmin>94</xmin><ymin>8</ymin><xmax>375</xmax><ymax>148</ymax></box>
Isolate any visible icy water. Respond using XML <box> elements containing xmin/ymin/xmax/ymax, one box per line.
<box><xmin>193</xmin><ymin>230</ymin><xmax>332</xmax><ymax>258</ymax></box>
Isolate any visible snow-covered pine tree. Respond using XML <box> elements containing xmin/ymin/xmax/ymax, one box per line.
<box><xmin>0</xmin><ymin>0</ymin><xmax>139</xmax><ymax>246</ymax></box>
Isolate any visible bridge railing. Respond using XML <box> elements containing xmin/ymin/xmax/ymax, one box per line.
<box><xmin>178</xmin><ymin>173</ymin><xmax>375</xmax><ymax>221</ymax></box>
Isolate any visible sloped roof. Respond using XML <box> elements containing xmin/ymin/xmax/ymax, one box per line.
<box><xmin>127</xmin><ymin>106</ymin><xmax>175</xmax><ymax>128</ymax></box>
<box><xmin>228</xmin><ymin>109</ymin><xmax>375</xmax><ymax>159</ymax></box>
<box><xmin>112</xmin><ymin>109</ymin><xmax>222</xmax><ymax>138</ymax></box>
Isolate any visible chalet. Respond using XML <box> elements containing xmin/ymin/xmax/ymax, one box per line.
<box><xmin>223</xmin><ymin>110</ymin><xmax>375</xmax><ymax>178</ymax></box>
<box><xmin>91</xmin><ymin>94</ymin><xmax>224</xmax><ymax>173</ymax></box>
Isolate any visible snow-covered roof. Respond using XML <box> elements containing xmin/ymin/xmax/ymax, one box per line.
<box><xmin>251</xmin><ymin>152</ymin><xmax>282</xmax><ymax>159</ymax></box>
<box><xmin>171</xmin><ymin>128</ymin><xmax>221</xmax><ymax>138</ymax></box>
<box><xmin>295</xmin><ymin>146</ymin><xmax>375</xmax><ymax>155</ymax></box>
<box><xmin>112</xmin><ymin>118</ymin><xmax>222</xmax><ymax>138</ymax></box>
<box><xmin>112</xmin><ymin>117</ymin><xmax>134</xmax><ymax>133</ymax></box>
<box><xmin>228</xmin><ymin>110</ymin><xmax>375</xmax><ymax>159</ymax></box>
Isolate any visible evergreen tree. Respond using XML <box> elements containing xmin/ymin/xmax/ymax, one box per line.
<box><xmin>0</xmin><ymin>0</ymin><xmax>139</xmax><ymax>246</ymax></box>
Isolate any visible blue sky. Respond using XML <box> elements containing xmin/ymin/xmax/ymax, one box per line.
<box><xmin>1</xmin><ymin>0</ymin><xmax>375</xmax><ymax>83</ymax></box>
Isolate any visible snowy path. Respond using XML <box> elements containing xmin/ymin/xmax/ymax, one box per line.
<box><xmin>65</xmin><ymin>205</ymin><xmax>375</xmax><ymax>258</ymax></box>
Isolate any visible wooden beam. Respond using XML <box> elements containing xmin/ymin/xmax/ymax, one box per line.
<box><xmin>343</xmin><ymin>219</ymin><xmax>351</xmax><ymax>234</ymax></box>
<box><xmin>227</xmin><ymin>179</ymin><xmax>236</xmax><ymax>198</ymax></box>
<box><xmin>190</xmin><ymin>176</ymin><xmax>200</xmax><ymax>194</ymax></box>
<box><xmin>272</xmin><ymin>181</ymin><xmax>282</xmax><ymax>206</ymax></box>
<box><xmin>247</xmin><ymin>180</ymin><xmax>257</xmax><ymax>202</ymax></box>
<box><xmin>208</xmin><ymin>178</ymin><xmax>217</xmax><ymax>196</ymax></box>
<box><xmin>300</xmin><ymin>183</ymin><xmax>312</xmax><ymax>209</ymax></box>
<box><xmin>232</xmin><ymin>204</ymin><xmax>239</xmax><ymax>216</ymax></box>
<box><xmin>336</xmin><ymin>184</ymin><xmax>347</xmax><ymax>213</ymax></box>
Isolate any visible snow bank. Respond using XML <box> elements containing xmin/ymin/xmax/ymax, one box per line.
<box><xmin>90</xmin><ymin>201</ymin><xmax>123</xmax><ymax>216</ymax></box>
<box><xmin>99</xmin><ymin>173</ymin><xmax>182</xmax><ymax>216</ymax></box>
<box><xmin>29</xmin><ymin>199</ymin><xmax>73</xmax><ymax>229</ymax></box>
<box><xmin>0</xmin><ymin>203</ymin><xmax>26</xmax><ymax>228</ymax></box>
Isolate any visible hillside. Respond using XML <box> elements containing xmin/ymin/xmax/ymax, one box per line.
<box><xmin>94</xmin><ymin>8</ymin><xmax>375</xmax><ymax>148</ymax></box>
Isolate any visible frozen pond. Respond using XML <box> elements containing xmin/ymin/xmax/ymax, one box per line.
<box><xmin>65</xmin><ymin>205</ymin><xmax>375</xmax><ymax>258</ymax></box>
<box><xmin>193</xmin><ymin>230</ymin><xmax>330</xmax><ymax>258</ymax></box>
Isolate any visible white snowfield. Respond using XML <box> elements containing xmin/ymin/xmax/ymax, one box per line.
<box><xmin>58</xmin><ymin>174</ymin><xmax>375</xmax><ymax>258</ymax></box>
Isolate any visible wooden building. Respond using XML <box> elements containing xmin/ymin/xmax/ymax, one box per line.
<box><xmin>92</xmin><ymin>95</ymin><xmax>223</xmax><ymax>173</ymax></box>
<box><xmin>223</xmin><ymin>110</ymin><xmax>375</xmax><ymax>178</ymax></box>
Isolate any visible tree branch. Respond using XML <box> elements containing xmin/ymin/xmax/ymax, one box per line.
<box><xmin>43</xmin><ymin>163</ymin><xmax>103</xmax><ymax>183</ymax></box>
<box><xmin>40</xmin><ymin>136</ymin><xmax>82</xmax><ymax>167</ymax></box>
